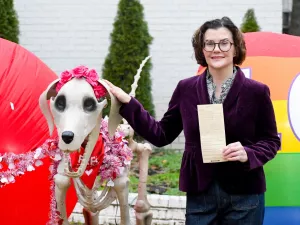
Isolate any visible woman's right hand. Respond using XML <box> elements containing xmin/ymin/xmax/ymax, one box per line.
<box><xmin>104</xmin><ymin>80</ymin><xmax>131</xmax><ymax>104</ymax></box>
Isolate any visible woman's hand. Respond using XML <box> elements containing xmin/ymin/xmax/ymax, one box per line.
<box><xmin>222</xmin><ymin>142</ymin><xmax>248</xmax><ymax>162</ymax></box>
<box><xmin>104</xmin><ymin>80</ymin><xmax>131</xmax><ymax>104</ymax></box>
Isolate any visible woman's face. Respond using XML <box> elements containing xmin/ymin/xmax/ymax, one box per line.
<box><xmin>202</xmin><ymin>27</ymin><xmax>236</xmax><ymax>70</ymax></box>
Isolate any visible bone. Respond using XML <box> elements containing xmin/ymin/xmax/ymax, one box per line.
<box><xmin>123</xmin><ymin>55</ymin><xmax>151</xmax><ymax>125</ymax></box>
<box><xmin>95</xmin><ymin>186</ymin><xmax>110</xmax><ymax>202</ymax></box>
<box><xmin>94</xmin><ymin>189</ymin><xmax>118</xmax><ymax>211</ymax></box>
<box><xmin>112</xmin><ymin>168</ymin><xmax>131</xmax><ymax>225</ymax></box>
<box><xmin>129</xmin><ymin>136</ymin><xmax>153</xmax><ymax>224</ymax></box>
<box><xmin>117</xmin><ymin>123</ymin><xmax>153</xmax><ymax>224</ymax></box>
<box><xmin>97</xmin><ymin>79</ymin><xmax>123</xmax><ymax>137</ymax></box>
<box><xmin>54</xmin><ymin>162</ymin><xmax>72</xmax><ymax>225</ymax></box>
<box><xmin>129</xmin><ymin>55</ymin><xmax>152</xmax><ymax>98</ymax></box>
<box><xmin>74</xmin><ymin>181</ymin><xmax>96</xmax><ymax>211</ymax></box>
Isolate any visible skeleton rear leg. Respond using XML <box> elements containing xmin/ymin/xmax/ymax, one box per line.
<box><xmin>112</xmin><ymin>168</ymin><xmax>131</xmax><ymax>225</ymax></box>
<box><xmin>134</xmin><ymin>142</ymin><xmax>153</xmax><ymax>225</ymax></box>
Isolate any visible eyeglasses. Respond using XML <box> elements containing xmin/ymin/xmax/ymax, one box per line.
<box><xmin>203</xmin><ymin>40</ymin><xmax>233</xmax><ymax>52</ymax></box>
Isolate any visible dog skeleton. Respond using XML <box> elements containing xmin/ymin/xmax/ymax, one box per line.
<box><xmin>39</xmin><ymin>58</ymin><xmax>153</xmax><ymax>225</ymax></box>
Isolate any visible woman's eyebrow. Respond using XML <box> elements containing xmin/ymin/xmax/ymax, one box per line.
<box><xmin>204</xmin><ymin>38</ymin><xmax>230</xmax><ymax>42</ymax></box>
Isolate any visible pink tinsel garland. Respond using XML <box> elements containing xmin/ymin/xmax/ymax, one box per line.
<box><xmin>99</xmin><ymin>117</ymin><xmax>133</xmax><ymax>182</ymax></box>
<box><xmin>0</xmin><ymin>139</ymin><xmax>62</xmax><ymax>188</ymax></box>
<box><xmin>47</xmin><ymin>154</ymin><xmax>63</xmax><ymax>225</ymax></box>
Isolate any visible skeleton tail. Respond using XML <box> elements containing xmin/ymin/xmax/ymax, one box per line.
<box><xmin>122</xmin><ymin>55</ymin><xmax>152</xmax><ymax>125</ymax></box>
<box><xmin>129</xmin><ymin>55</ymin><xmax>152</xmax><ymax>98</ymax></box>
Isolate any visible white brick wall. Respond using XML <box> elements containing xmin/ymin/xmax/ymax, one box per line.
<box><xmin>283</xmin><ymin>0</ymin><xmax>293</xmax><ymax>12</ymax></box>
<box><xmin>14</xmin><ymin>0</ymin><xmax>282</xmax><ymax>150</ymax></box>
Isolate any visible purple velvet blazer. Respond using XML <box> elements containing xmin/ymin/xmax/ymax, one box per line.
<box><xmin>119</xmin><ymin>67</ymin><xmax>281</xmax><ymax>194</ymax></box>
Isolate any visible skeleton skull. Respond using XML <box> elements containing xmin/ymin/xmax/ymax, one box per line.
<box><xmin>39</xmin><ymin>69</ymin><xmax>122</xmax><ymax>177</ymax></box>
<box><xmin>50</xmin><ymin>79</ymin><xmax>107</xmax><ymax>151</ymax></box>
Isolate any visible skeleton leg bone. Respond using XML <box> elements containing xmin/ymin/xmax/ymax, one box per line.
<box><xmin>112</xmin><ymin>167</ymin><xmax>131</xmax><ymax>225</ymax></box>
<box><xmin>133</xmin><ymin>142</ymin><xmax>153</xmax><ymax>225</ymax></box>
<box><xmin>117</xmin><ymin>124</ymin><xmax>153</xmax><ymax>225</ymax></box>
<box><xmin>54</xmin><ymin>161</ymin><xmax>72</xmax><ymax>225</ymax></box>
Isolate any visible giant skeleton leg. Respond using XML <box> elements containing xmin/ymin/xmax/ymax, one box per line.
<box><xmin>112</xmin><ymin>167</ymin><xmax>131</xmax><ymax>225</ymax></box>
<box><xmin>129</xmin><ymin>140</ymin><xmax>153</xmax><ymax>225</ymax></box>
<box><xmin>54</xmin><ymin>161</ymin><xmax>72</xmax><ymax>225</ymax></box>
<box><xmin>117</xmin><ymin>122</ymin><xmax>153</xmax><ymax>225</ymax></box>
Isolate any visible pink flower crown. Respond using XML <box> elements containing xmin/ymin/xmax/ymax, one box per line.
<box><xmin>56</xmin><ymin>65</ymin><xmax>107</xmax><ymax>99</ymax></box>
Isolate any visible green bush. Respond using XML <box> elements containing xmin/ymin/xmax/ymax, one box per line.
<box><xmin>0</xmin><ymin>0</ymin><xmax>20</xmax><ymax>43</ymax></box>
<box><xmin>102</xmin><ymin>0</ymin><xmax>155</xmax><ymax>118</ymax></box>
<box><xmin>240</xmin><ymin>8</ymin><xmax>261</xmax><ymax>33</ymax></box>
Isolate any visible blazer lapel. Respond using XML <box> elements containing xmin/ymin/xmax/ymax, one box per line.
<box><xmin>196</xmin><ymin>70</ymin><xmax>210</xmax><ymax>105</ymax></box>
<box><xmin>222</xmin><ymin>66</ymin><xmax>246</xmax><ymax>112</ymax></box>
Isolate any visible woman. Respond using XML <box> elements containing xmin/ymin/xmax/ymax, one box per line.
<box><xmin>105</xmin><ymin>17</ymin><xmax>281</xmax><ymax>225</ymax></box>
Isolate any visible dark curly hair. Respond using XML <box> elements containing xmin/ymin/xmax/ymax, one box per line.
<box><xmin>192</xmin><ymin>17</ymin><xmax>246</xmax><ymax>67</ymax></box>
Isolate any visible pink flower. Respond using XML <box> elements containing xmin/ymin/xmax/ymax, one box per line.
<box><xmin>60</xmin><ymin>70</ymin><xmax>73</xmax><ymax>83</ymax></box>
<box><xmin>73</xmin><ymin>73</ymin><xmax>83</xmax><ymax>79</ymax></box>
<box><xmin>56</xmin><ymin>70</ymin><xmax>73</xmax><ymax>93</ymax></box>
<box><xmin>72</xmin><ymin>65</ymin><xmax>88</xmax><ymax>78</ymax></box>
<box><xmin>86</xmin><ymin>69</ymin><xmax>99</xmax><ymax>84</ymax></box>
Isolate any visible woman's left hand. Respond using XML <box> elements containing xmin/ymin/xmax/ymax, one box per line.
<box><xmin>222</xmin><ymin>142</ymin><xmax>248</xmax><ymax>162</ymax></box>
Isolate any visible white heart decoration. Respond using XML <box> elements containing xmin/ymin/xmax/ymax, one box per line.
<box><xmin>85</xmin><ymin>169</ymin><xmax>93</xmax><ymax>176</ymax></box>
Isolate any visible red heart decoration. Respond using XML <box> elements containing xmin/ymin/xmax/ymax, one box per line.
<box><xmin>0</xmin><ymin>38</ymin><xmax>104</xmax><ymax>224</ymax></box>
